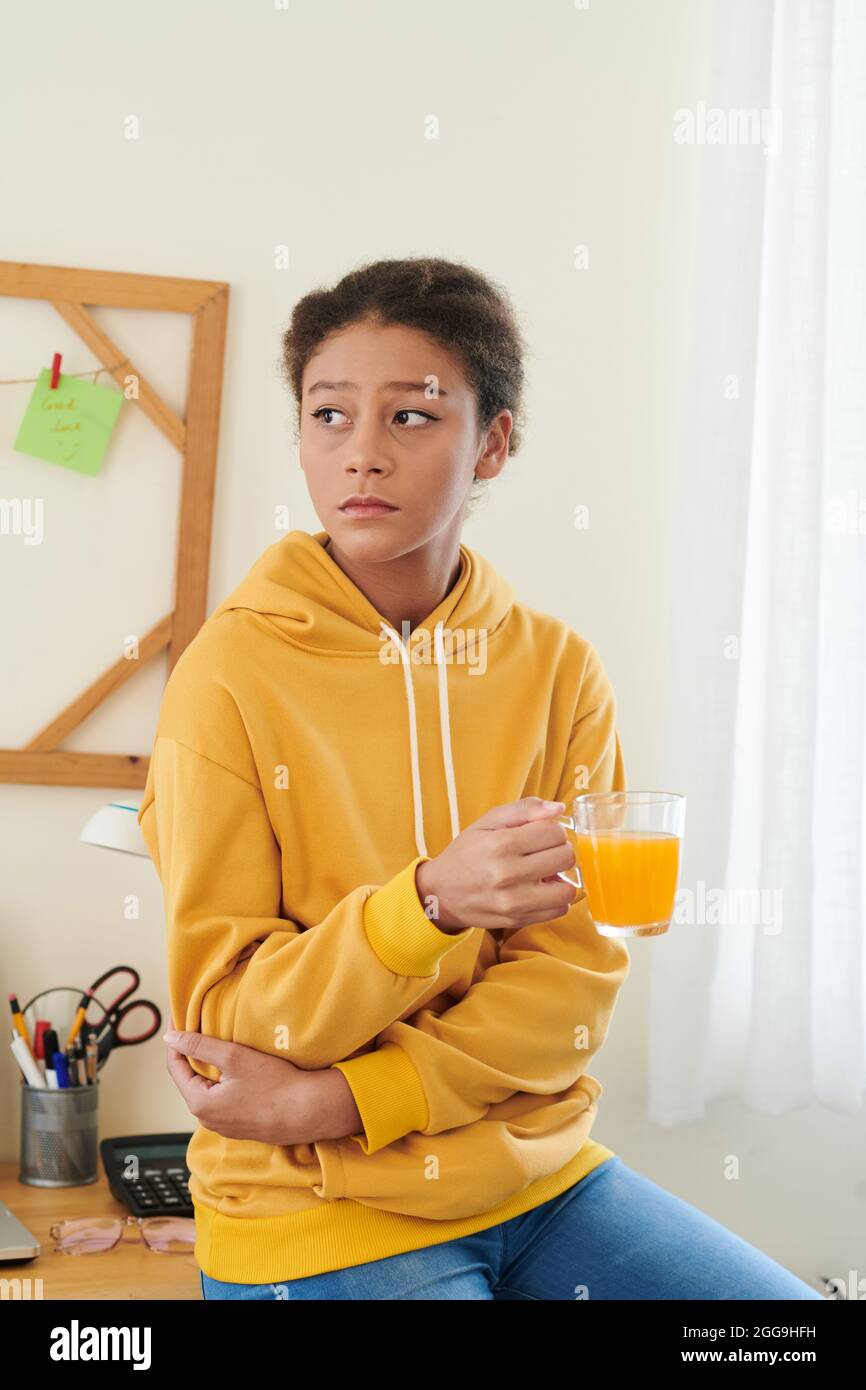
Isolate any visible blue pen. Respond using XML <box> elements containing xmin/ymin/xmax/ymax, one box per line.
<box><xmin>52</xmin><ymin>1050</ymin><xmax>70</xmax><ymax>1088</ymax></box>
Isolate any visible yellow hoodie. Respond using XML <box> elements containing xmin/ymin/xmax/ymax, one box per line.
<box><xmin>137</xmin><ymin>528</ymin><xmax>631</xmax><ymax>1283</ymax></box>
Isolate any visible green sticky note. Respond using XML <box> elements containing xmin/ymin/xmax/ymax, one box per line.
<box><xmin>14</xmin><ymin>369</ymin><xmax>123</xmax><ymax>475</ymax></box>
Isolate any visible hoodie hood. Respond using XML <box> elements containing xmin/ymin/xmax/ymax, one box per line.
<box><xmin>207</xmin><ymin>529</ymin><xmax>515</xmax><ymax>858</ymax></box>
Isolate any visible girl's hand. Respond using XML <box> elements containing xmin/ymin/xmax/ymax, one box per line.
<box><xmin>163</xmin><ymin>1029</ymin><xmax>360</xmax><ymax>1146</ymax></box>
<box><xmin>415</xmin><ymin>796</ymin><xmax>579</xmax><ymax>934</ymax></box>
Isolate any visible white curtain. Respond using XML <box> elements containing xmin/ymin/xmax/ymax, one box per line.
<box><xmin>653</xmin><ymin>0</ymin><xmax>866</xmax><ymax>1123</ymax></box>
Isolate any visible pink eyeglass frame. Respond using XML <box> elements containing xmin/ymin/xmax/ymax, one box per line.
<box><xmin>50</xmin><ymin>1213</ymin><xmax>195</xmax><ymax>1254</ymax></box>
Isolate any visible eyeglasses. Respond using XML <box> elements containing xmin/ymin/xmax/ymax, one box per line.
<box><xmin>50</xmin><ymin>1214</ymin><xmax>195</xmax><ymax>1255</ymax></box>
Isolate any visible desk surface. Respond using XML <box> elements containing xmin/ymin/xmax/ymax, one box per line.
<box><xmin>0</xmin><ymin>1161</ymin><xmax>200</xmax><ymax>1301</ymax></box>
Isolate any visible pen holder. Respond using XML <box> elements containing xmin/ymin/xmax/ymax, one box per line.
<box><xmin>19</xmin><ymin>1083</ymin><xmax>99</xmax><ymax>1187</ymax></box>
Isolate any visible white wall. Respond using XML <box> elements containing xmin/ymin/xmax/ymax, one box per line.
<box><xmin>3</xmin><ymin>0</ymin><xmax>840</xmax><ymax>1289</ymax></box>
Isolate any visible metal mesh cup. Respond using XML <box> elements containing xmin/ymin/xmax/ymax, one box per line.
<box><xmin>19</xmin><ymin>1083</ymin><xmax>99</xmax><ymax>1187</ymax></box>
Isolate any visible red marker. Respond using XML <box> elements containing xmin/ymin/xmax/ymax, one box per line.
<box><xmin>33</xmin><ymin>1020</ymin><xmax>53</xmax><ymax>1075</ymax></box>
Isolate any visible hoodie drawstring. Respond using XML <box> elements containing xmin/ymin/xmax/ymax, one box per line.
<box><xmin>380</xmin><ymin>620</ymin><xmax>460</xmax><ymax>859</ymax></box>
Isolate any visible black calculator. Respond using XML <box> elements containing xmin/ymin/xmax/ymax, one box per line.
<box><xmin>100</xmin><ymin>1133</ymin><xmax>194</xmax><ymax>1218</ymax></box>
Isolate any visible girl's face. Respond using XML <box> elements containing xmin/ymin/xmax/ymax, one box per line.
<box><xmin>298</xmin><ymin>319</ymin><xmax>510</xmax><ymax>562</ymax></box>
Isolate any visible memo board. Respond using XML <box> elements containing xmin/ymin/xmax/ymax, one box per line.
<box><xmin>0</xmin><ymin>260</ymin><xmax>229</xmax><ymax>790</ymax></box>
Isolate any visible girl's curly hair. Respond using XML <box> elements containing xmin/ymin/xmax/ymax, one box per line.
<box><xmin>279</xmin><ymin>256</ymin><xmax>528</xmax><ymax>512</ymax></box>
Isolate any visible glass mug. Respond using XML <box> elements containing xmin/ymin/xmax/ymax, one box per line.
<box><xmin>556</xmin><ymin>791</ymin><xmax>686</xmax><ymax>938</ymax></box>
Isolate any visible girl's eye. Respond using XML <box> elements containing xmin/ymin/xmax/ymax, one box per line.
<box><xmin>309</xmin><ymin>407</ymin><xmax>436</xmax><ymax>428</ymax></box>
<box><xmin>393</xmin><ymin>409</ymin><xmax>436</xmax><ymax>427</ymax></box>
<box><xmin>309</xmin><ymin>406</ymin><xmax>348</xmax><ymax>426</ymax></box>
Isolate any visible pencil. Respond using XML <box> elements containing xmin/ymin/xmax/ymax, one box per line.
<box><xmin>8</xmin><ymin>994</ymin><xmax>34</xmax><ymax>1054</ymax></box>
<box><xmin>66</xmin><ymin>990</ymin><xmax>93</xmax><ymax>1048</ymax></box>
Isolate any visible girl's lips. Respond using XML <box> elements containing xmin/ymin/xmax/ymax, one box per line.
<box><xmin>339</xmin><ymin>503</ymin><xmax>399</xmax><ymax>517</ymax></box>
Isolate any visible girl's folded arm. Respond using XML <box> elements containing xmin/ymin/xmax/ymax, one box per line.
<box><xmin>138</xmin><ymin>734</ymin><xmax>473</xmax><ymax>1069</ymax></box>
<box><xmin>331</xmin><ymin>649</ymin><xmax>631</xmax><ymax>1155</ymax></box>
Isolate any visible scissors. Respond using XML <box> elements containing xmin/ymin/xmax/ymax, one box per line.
<box><xmin>82</xmin><ymin>965</ymin><xmax>162</xmax><ymax>1070</ymax></box>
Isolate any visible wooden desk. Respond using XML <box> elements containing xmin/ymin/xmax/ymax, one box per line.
<box><xmin>0</xmin><ymin>1161</ymin><xmax>200</xmax><ymax>1300</ymax></box>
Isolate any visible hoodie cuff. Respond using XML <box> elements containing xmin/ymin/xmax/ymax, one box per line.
<box><xmin>363</xmin><ymin>855</ymin><xmax>473</xmax><ymax>977</ymax></box>
<box><xmin>332</xmin><ymin>1042</ymin><xmax>429</xmax><ymax>1155</ymax></box>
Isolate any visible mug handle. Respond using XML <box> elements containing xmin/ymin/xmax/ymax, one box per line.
<box><xmin>556</xmin><ymin>815</ymin><xmax>584</xmax><ymax>890</ymax></box>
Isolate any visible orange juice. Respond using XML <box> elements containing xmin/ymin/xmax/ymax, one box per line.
<box><xmin>575</xmin><ymin>829</ymin><xmax>680</xmax><ymax>930</ymax></box>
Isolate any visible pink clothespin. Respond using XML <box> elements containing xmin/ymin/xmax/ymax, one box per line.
<box><xmin>49</xmin><ymin>352</ymin><xmax>62</xmax><ymax>390</ymax></box>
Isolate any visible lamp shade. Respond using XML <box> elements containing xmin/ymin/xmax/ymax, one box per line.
<box><xmin>79</xmin><ymin>802</ymin><xmax>149</xmax><ymax>857</ymax></box>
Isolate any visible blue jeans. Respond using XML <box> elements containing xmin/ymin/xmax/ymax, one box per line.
<box><xmin>199</xmin><ymin>1155</ymin><xmax>825</xmax><ymax>1301</ymax></box>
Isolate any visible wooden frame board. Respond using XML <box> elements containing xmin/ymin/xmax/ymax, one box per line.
<box><xmin>0</xmin><ymin>261</ymin><xmax>229</xmax><ymax>789</ymax></box>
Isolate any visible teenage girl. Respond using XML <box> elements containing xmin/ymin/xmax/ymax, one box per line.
<box><xmin>143</xmin><ymin>256</ymin><xmax>823</xmax><ymax>1301</ymax></box>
